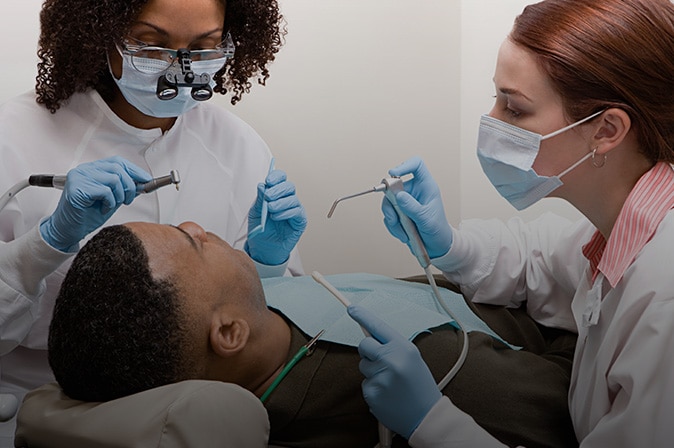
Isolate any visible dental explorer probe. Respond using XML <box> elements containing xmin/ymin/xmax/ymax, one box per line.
<box><xmin>0</xmin><ymin>170</ymin><xmax>181</xmax><ymax>213</ymax></box>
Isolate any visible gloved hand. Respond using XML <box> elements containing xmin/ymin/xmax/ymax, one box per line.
<box><xmin>347</xmin><ymin>303</ymin><xmax>442</xmax><ymax>440</ymax></box>
<box><xmin>383</xmin><ymin>156</ymin><xmax>453</xmax><ymax>259</ymax></box>
<box><xmin>40</xmin><ymin>156</ymin><xmax>152</xmax><ymax>251</ymax></box>
<box><xmin>245</xmin><ymin>169</ymin><xmax>307</xmax><ymax>266</ymax></box>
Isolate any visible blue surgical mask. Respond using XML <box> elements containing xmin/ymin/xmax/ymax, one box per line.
<box><xmin>476</xmin><ymin>110</ymin><xmax>604</xmax><ymax>210</ymax></box>
<box><xmin>108</xmin><ymin>49</ymin><xmax>228</xmax><ymax>118</ymax></box>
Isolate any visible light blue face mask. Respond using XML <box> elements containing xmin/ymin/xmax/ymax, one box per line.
<box><xmin>476</xmin><ymin>110</ymin><xmax>604</xmax><ymax>210</ymax></box>
<box><xmin>108</xmin><ymin>48</ymin><xmax>228</xmax><ymax>118</ymax></box>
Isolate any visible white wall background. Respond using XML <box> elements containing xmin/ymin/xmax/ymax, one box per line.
<box><xmin>2</xmin><ymin>0</ymin><xmax>580</xmax><ymax>278</ymax></box>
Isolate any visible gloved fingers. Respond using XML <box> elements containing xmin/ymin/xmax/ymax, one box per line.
<box><xmin>348</xmin><ymin>304</ymin><xmax>403</xmax><ymax>345</ymax></box>
<box><xmin>248</xmin><ymin>183</ymin><xmax>266</xmax><ymax>220</ymax></box>
<box><xmin>266</xmin><ymin>188</ymin><xmax>300</xmax><ymax>212</ymax></box>
<box><xmin>388</xmin><ymin>156</ymin><xmax>424</xmax><ymax>178</ymax></box>
<box><xmin>381</xmin><ymin>197</ymin><xmax>409</xmax><ymax>243</ymax></box>
<box><xmin>72</xmin><ymin>157</ymin><xmax>151</xmax><ymax>206</ymax></box>
<box><xmin>359</xmin><ymin>356</ymin><xmax>387</xmax><ymax>379</ymax></box>
<box><xmin>264</xmin><ymin>169</ymin><xmax>287</xmax><ymax>187</ymax></box>
<box><xmin>103</xmin><ymin>167</ymin><xmax>139</xmax><ymax>205</ymax></box>
<box><xmin>389</xmin><ymin>157</ymin><xmax>440</xmax><ymax>203</ymax></box>
<box><xmin>267</xmin><ymin>188</ymin><xmax>304</xmax><ymax>213</ymax></box>
<box><xmin>269</xmin><ymin>204</ymin><xmax>307</xmax><ymax>230</ymax></box>
<box><xmin>103</xmin><ymin>156</ymin><xmax>153</xmax><ymax>200</ymax></box>
<box><xmin>114</xmin><ymin>157</ymin><xmax>153</xmax><ymax>185</ymax></box>
<box><xmin>263</xmin><ymin>179</ymin><xmax>296</xmax><ymax>202</ymax></box>
<box><xmin>65</xmin><ymin>172</ymin><xmax>123</xmax><ymax>214</ymax></box>
<box><xmin>392</xmin><ymin>191</ymin><xmax>423</xmax><ymax>218</ymax></box>
<box><xmin>357</xmin><ymin>336</ymin><xmax>386</xmax><ymax>362</ymax></box>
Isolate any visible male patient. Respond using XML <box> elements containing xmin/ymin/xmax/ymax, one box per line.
<box><xmin>47</xmin><ymin>221</ymin><xmax>577</xmax><ymax>448</ymax></box>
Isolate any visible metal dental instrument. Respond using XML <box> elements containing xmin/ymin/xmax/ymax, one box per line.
<box><xmin>327</xmin><ymin>183</ymin><xmax>386</xmax><ymax>218</ymax></box>
<box><xmin>328</xmin><ymin>176</ymin><xmax>430</xmax><ymax>268</ymax></box>
<box><xmin>260</xmin><ymin>328</ymin><xmax>325</xmax><ymax>403</ymax></box>
<box><xmin>135</xmin><ymin>170</ymin><xmax>181</xmax><ymax>194</ymax></box>
<box><xmin>0</xmin><ymin>170</ymin><xmax>181</xmax><ymax>213</ymax></box>
<box><xmin>248</xmin><ymin>157</ymin><xmax>275</xmax><ymax>239</ymax></box>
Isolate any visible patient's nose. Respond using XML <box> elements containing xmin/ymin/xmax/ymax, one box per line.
<box><xmin>178</xmin><ymin>221</ymin><xmax>208</xmax><ymax>242</ymax></box>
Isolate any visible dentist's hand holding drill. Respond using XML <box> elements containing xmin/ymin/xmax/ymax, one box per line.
<box><xmin>39</xmin><ymin>156</ymin><xmax>152</xmax><ymax>252</ymax></box>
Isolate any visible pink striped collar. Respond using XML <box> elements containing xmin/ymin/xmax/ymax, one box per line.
<box><xmin>582</xmin><ymin>162</ymin><xmax>674</xmax><ymax>287</ymax></box>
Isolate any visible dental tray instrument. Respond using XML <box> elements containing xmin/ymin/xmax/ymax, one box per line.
<box><xmin>0</xmin><ymin>170</ymin><xmax>181</xmax><ymax>213</ymax></box>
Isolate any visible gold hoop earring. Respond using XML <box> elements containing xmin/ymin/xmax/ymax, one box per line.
<box><xmin>591</xmin><ymin>147</ymin><xmax>606</xmax><ymax>168</ymax></box>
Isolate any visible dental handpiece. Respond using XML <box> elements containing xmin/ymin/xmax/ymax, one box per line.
<box><xmin>27</xmin><ymin>170</ymin><xmax>181</xmax><ymax>194</ymax></box>
<box><xmin>136</xmin><ymin>170</ymin><xmax>181</xmax><ymax>193</ymax></box>
<box><xmin>381</xmin><ymin>177</ymin><xmax>431</xmax><ymax>269</ymax></box>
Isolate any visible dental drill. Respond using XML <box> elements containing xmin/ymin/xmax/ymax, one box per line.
<box><xmin>328</xmin><ymin>176</ymin><xmax>470</xmax><ymax>448</ymax></box>
<box><xmin>0</xmin><ymin>170</ymin><xmax>181</xmax><ymax>213</ymax></box>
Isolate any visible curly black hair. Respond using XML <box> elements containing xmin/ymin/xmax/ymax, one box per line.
<box><xmin>36</xmin><ymin>0</ymin><xmax>286</xmax><ymax>113</ymax></box>
<box><xmin>48</xmin><ymin>225</ymin><xmax>197</xmax><ymax>402</ymax></box>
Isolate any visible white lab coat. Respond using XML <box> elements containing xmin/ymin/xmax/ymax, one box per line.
<box><xmin>409</xmin><ymin>212</ymin><xmax>674</xmax><ymax>448</ymax></box>
<box><xmin>0</xmin><ymin>89</ymin><xmax>303</xmax><ymax>444</ymax></box>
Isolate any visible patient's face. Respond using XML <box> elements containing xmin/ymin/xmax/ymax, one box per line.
<box><xmin>125</xmin><ymin>222</ymin><xmax>266</xmax><ymax>312</ymax></box>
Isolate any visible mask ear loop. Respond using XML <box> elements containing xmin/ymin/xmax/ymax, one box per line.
<box><xmin>591</xmin><ymin>147</ymin><xmax>607</xmax><ymax>168</ymax></box>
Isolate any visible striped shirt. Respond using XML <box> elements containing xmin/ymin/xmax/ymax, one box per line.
<box><xmin>582</xmin><ymin>162</ymin><xmax>674</xmax><ymax>287</ymax></box>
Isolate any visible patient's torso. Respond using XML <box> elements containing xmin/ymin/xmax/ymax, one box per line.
<box><xmin>264</xmin><ymin>312</ymin><xmax>577</xmax><ymax>448</ymax></box>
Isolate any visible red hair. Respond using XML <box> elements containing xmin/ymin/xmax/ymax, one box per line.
<box><xmin>511</xmin><ymin>0</ymin><xmax>674</xmax><ymax>163</ymax></box>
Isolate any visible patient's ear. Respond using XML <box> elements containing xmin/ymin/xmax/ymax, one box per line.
<box><xmin>209</xmin><ymin>312</ymin><xmax>250</xmax><ymax>358</ymax></box>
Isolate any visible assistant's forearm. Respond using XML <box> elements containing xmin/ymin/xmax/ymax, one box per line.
<box><xmin>409</xmin><ymin>397</ymin><xmax>510</xmax><ymax>448</ymax></box>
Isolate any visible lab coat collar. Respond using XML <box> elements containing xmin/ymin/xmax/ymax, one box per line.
<box><xmin>88</xmin><ymin>89</ymin><xmax>182</xmax><ymax>142</ymax></box>
<box><xmin>582</xmin><ymin>162</ymin><xmax>674</xmax><ymax>287</ymax></box>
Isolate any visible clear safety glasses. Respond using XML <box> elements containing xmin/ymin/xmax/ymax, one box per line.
<box><xmin>118</xmin><ymin>32</ymin><xmax>235</xmax><ymax>74</ymax></box>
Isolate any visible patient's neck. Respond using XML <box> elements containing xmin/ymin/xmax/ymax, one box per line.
<box><xmin>223</xmin><ymin>310</ymin><xmax>292</xmax><ymax>398</ymax></box>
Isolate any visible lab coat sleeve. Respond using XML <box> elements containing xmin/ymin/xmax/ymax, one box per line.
<box><xmin>431</xmin><ymin>213</ymin><xmax>592</xmax><ymax>330</ymax></box>
<box><xmin>0</xmin><ymin>224</ymin><xmax>72</xmax><ymax>355</ymax></box>
<box><xmin>409</xmin><ymin>397</ymin><xmax>510</xmax><ymax>448</ymax></box>
<box><xmin>252</xmin><ymin>246</ymin><xmax>304</xmax><ymax>278</ymax></box>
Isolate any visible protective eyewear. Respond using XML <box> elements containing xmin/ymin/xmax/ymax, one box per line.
<box><xmin>119</xmin><ymin>32</ymin><xmax>235</xmax><ymax>75</ymax></box>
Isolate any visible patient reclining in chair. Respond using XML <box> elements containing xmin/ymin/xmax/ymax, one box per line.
<box><xmin>47</xmin><ymin>221</ymin><xmax>578</xmax><ymax>448</ymax></box>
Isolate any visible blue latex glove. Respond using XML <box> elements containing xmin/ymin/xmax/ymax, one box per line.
<box><xmin>40</xmin><ymin>156</ymin><xmax>152</xmax><ymax>251</ymax></box>
<box><xmin>347</xmin><ymin>303</ymin><xmax>442</xmax><ymax>440</ymax></box>
<box><xmin>245</xmin><ymin>169</ymin><xmax>307</xmax><ymax>266</ymax></box>
<box><xmin>383</xmin><ymin>156</ymin><xmax>453</xmax><ymax>259</ymax></box>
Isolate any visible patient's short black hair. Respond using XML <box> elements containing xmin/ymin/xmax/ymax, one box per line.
<box><xmin>48</xmin><ymin>225</ymin><xmax>196</xmax><ymax>402</ymax></box>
